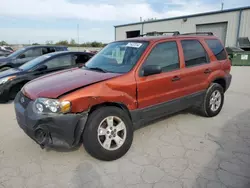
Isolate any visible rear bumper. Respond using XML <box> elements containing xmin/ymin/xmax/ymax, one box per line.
<box><xmin>14</xmin><ymin>92</ymin><xmax>88</xmax><ymax>149</ymax></box>
<box><xmin>225</xmin><ymin>73</ymin><xmax>232</xmax><ymax>91</ymax></box>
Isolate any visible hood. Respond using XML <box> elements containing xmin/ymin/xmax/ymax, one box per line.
<box><xmin>23</xmin><ymin>68</ymin><xmax>121</xmax><ymax>99</ymax></box>
<box><xmin>0</xmin><ymin>68</ymin><xmax>22</xmax><ymax>79</ymax></box>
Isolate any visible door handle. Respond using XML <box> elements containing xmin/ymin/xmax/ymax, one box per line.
<box><xmin>204</xmin><ymin>69</ymin><xmax>212</xmax><ymax>74</ymax></box>
<box><xmin>172</xmin><ymin>76</ymin><xmax>181</xmax><ymax>82</ymax></box>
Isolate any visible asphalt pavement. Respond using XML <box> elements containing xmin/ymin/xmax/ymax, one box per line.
<box><xmin>0</xmin><ymin>67</ymin><xmax>250</xmax><ymax>188</ymax></box>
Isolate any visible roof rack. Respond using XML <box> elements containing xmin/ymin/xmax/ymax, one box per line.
<box><xmin>140</xmin><ymin>31</ymin><xmax>180</xmax><ymax>37</ymax></box>
<box><xmin>180</xmin><ymin>32</ymin><xmax>214</xmax><ymax>36</ymax></box>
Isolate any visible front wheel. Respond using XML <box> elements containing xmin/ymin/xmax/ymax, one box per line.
<box><xmin>83</xmin><ymin>106</ymin><xmax>133</xmax><ymax>161</ymax></box>
<box><xmin>9</xmin><ymin>84</ymin><xmax>24</xmax><ymax>100</ymax></box>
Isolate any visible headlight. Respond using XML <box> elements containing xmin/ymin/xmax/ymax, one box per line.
<box><xmin>0</xmin><ymin>76</ymin><xmax>16</xmax><ymax>85</ymax></box>
<box><xmin>33</xmin><ymin>98</ymin><xmax>71</xmax><ymax>114</ymax></box>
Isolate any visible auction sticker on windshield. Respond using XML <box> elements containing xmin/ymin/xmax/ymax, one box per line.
<box><xmin>126</xmin><ymin>42</ymin><xmax>142</xmax><ymax>48</ymax></box>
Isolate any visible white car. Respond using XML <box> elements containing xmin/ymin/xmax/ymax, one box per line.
<box><xmin>0</xmin><ymin>46</ymin><xmax>14</xmax><ymax>53</ymax></box>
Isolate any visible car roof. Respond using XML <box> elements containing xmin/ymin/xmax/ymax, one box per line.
<box><xmin>24</xmin><ymin>45</ymin><xmax>67</xmax><ymax>49</ymax></box>
<box><xmin>118</xmin><ymin>35</ymin><xmax>218</xmax><ymax>42</ymax></box>
<box><xmin>42</xmin><ymin>51</ymin><xmax>93</xmax><ymax>56</ymax></box>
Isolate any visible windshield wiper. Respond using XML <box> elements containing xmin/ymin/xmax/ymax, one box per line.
<box><xmin>85</xmin><ymin>66</ymin><xmax>108</xmax><ymax>73</ymax></box>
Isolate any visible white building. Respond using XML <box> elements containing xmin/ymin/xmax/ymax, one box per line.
<box><xmin>114</xmin><ymin>6</ymin><xmax>250</xmax><ymax>47</ymax></box>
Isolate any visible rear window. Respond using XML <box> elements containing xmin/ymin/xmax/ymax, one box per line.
<box><xmin>205</xmin><ymin>39</ymin><xmax>227</xmax><ymax>60</ymax></box>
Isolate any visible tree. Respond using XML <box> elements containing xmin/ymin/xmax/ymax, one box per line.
<box><xmin>0</xmin><ymin>41</ymin><xmax>8</xmax><ymax>46</ymax></box>
<box><xmin>55</xmin><ymin>40</ymin><xmax>69</xmax><ymax>45</ymax></box>
<box><xmin>91</xmin><ymin>41</ymin><xmax>102</xmax><ymax>47</ymax></box>
<box><xmin>70</xmin><ymin>39</ymin><xmax>76</xmax><ymax>46</ymax></box>
<box><xmin>46</xmin><ymin>40</ymin><xmax>53</xmax><ymax>45</ymax></box>
<box><xmin>32</xmin><ymin>43</ymin><xmax>39</xmax><ymax>45</ymax></box>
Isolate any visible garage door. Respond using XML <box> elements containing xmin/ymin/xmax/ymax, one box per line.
<box><xmin>196</xmin><ymin>22</ymin><xmax>228</xmax><ymax>44</ymax></box>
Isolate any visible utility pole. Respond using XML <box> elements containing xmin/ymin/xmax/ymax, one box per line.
<box><xmin>221</xmin><ymin>2</ymin><xmax>224</xmax><ymax>10</ymax></box>
<box><xmin>77</xmin><ymin>24</ymin><xmax>80</xmax><ymax>51</ymax></box>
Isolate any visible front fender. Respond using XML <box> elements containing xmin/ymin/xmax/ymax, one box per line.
<box><xmin>60</xmin><ymin>74</ymin><xmax>137</xmax><ymax>113</ymax></box>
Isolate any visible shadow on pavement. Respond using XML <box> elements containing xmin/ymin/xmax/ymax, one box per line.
<box><xmin>191</xmin><ymin>109</ymin><xmax>250</xmax><ymax>188</ymax></box>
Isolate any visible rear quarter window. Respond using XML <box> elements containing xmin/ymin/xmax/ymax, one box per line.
<box><xmin>205</xmin><ymin>39</ymin><xmax>227</xmax><ymax>60</ymax></box>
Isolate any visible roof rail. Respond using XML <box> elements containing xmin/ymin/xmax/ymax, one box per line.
<box><xmin>180</xmin><ymin>32</ymin><xmax>214</xmax><ymax>36</ymax></box>
<box><xmin>140</xmin><ymin>31</ymin><xmax>180</xmax><ymax>37</ymax></box>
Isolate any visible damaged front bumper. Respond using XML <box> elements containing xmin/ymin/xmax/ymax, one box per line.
<box><xmin>14</xmin><ymin>91</ymin><xmax>88</xmax><ymax>149</ymax></box>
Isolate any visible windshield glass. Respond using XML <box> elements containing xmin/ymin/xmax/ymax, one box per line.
<box><xmin>7</xmin><ymin>48</ymin><xmax>27</xmax><ymax>58</ymax></box>
<box><xmin>19</xmin><ymin>54</ymin><xmax>52</xmax><ymax>71</ymax></box>
<box><xmin>85</xmin><ymin>41</ymin><xmax>148</xmax><ymax>73</ymax></box>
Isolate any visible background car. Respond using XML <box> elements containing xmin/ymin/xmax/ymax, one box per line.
<box><xmin>0</xmin><ymin>46</ymin><xmax>14</xmax><ymax>53</ymax></box>
<box><xmin>0</xmin><ymin>45</ymin><xmax>68</xmax><ymax>72</ymax></box>
<box><xmin>0</xmin><ymin>51</ymin><xmax>93</xmax><ymax>102</ymax></box>
<box><xmin>0</xmin><ymin>49</ymin><xmax>11</xmax><ymax>57</ymax></box>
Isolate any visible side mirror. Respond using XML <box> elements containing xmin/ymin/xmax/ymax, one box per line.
<box><xmin>142</xmin><ymin>65</ymin><xmax>162</xmax><ymax>76</ymax></box>
<box><xmin>19</xmin><ymin>54</ymin><xmax>26</xmax><ymax>59</ymax></box>
<box><xmin>35</xmin><ymin>64</ymin><xmax>47</xmax><ymax>71</ymax></box>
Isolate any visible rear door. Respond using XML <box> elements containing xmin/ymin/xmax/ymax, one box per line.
<box><xmin>136</xmin><ymin>40</ymin><xmax>186</xmax><ymax>119</ymax></box>
<box><xmin>179</xmin><ymin>39</ymin><xmax>217</xmax><ymax>97</ymax></box>
<box><xmin>73</xmin><ymin>54</ymin><xmax>93</xmax><ymax>67</ymax></box>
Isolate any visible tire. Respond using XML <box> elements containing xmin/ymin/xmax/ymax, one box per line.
<box><xmin>0</xmin><ymin>67</ymin><xmax>11</xmax><ymax>72</ymax></box>
<box><xmin>9</xmin><ymin>84</ymin><xmax>24</xmax><ymax>100</ymax></box>
<box><xmin>197</xmin><ymin>83</ymin><xmax>224</xmax><ymax>117</ymax></box>
<box><xmin>83</xmin><ymin>106</ymin><xmax>133</xmax><ymax>161</ymax></box>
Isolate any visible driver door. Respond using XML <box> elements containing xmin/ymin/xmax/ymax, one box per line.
<box><xmin>136</xmin><ymin>40</ymin><xmax>185</xmax><ymax>119</ymax></box>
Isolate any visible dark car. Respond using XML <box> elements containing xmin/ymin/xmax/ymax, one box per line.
<box><xmin>14</xmin><ymin>32</ymin><xmax>231</xmax><ymax>161</ymax></box>
<box><xmin>0</xmin><ymin>45</ymin><xmax>68</xmax><ymax>72</ymax></box>
<box><xmin>0</xmin><ymin>51</ymin><xmax>93</xmax><ymax>102</ymax></box>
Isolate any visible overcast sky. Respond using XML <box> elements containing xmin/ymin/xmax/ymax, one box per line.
<box><xmin>0</xmin><ymin>0</ymin><xmax>249</xmax><ymax>44</ymax></box>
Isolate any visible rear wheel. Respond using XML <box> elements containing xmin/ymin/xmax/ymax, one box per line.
<box><xmin>83</xmin><ymin>106</ymin><xmax>133</xmax><ymax>161</ymax></box>
<box><xmin>197</xmin><ymin>83</ymin><xmax>224</xmax><ymax>117</ymax></box>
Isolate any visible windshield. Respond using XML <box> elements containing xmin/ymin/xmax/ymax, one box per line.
<box><xmin>19</xmin><ymin>54</ymin><xmax>52</xmax><ymax>71</ymax></box>
<box><xmin>7</xmin><ymin>48</ymin><xmax>26</xmax><ymax>58</ymax></box>
<box><xmin>85</xmin><ymin>41</ymin><xmax>148</xmax><ymax>73</ymax></box>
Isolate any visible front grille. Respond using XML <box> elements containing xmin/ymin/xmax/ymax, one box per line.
<box><xmin>19</xmin><ymin>92</ymin><xmax>32</xmax><ymax>108</ymax></box>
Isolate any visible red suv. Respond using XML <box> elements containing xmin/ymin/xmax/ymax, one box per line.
<box><xmin>14</xmin><ymin>32</ymin><xmax>232</xmax><ymax>161</ymax></box>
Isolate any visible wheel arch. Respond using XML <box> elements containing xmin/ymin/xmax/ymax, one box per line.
<box><xmin>89</xmin><ymin>102</ymin><xmax>132</xmax><ymax>120</ymax></box>
<box><xmin>211</xmin><ymin>77</ymin><xmax>226</xmax><ymax>92</ymax></box>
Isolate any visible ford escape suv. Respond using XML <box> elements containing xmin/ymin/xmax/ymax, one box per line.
<box><xmin>14</xmin><ymin>32</ymin><xmax>232</xmax><ymax>161</ymax></box>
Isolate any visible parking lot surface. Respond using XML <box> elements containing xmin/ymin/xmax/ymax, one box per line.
<box><xmin>0</xmin><ymin>67</ymin><xmax>250</xmax><ymax>188</ymax></box>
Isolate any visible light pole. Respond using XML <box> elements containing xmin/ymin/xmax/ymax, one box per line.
<box><xmin>77</xmin><ymin>24</ymin><xmax>80</xmax><ymax>51</ymax></box>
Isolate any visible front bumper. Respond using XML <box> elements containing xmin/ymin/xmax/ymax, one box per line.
<box><xmin>14</xmin><ymin>92</ymin><xmax>88</xmax><ymax>149</ymax></box>
<box><xmin>0</xmin><ymin>82</ymin><xmax>12</xmax><ymax>101</ymax></box>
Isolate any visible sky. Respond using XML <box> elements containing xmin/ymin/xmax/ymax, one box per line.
<box><xmin>0</xmin><ymin>0</ymin><xmax>249</xmax><ymax>44</ymax></box>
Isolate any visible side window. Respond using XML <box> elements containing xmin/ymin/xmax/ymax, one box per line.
<box><xmin>22</xmin><ymin>48</ymin><xmax>41</xmax><ymax>58</ymax></box>
<box><xmin>143</xmin><ymin>41</ymin><xmax>179</xmax><ymax>72</ymax></box>
<box><xmin>48</xmin><ymin>47</ymin><xmax>56</xmax><ymax>53</ymax></box>
<box><xmin>181</xmin><ymin>40</ymin><xmax>209</xmax><ymax>67</ymax></box>
<box><xmin>205</xmin><ymin>39</ymin><xmax>227</xmax><ymax>60</ymax></box>
<box><xmin>44</xmin><ymin>55</ymin><xmax>73</xmax><ymax>69</ymax></box>
<box><xmin>74</xmin><ymin>54</ymin><xmax>91</xmax><ymax>64</ymax></box>
<box><xmin>41</xmin><ymin>48</ymin><xmax>49</xmax><ymax>55</ymax></box>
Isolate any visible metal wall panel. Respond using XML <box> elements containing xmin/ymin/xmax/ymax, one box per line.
<box><xmin>115</xmin><ymin>10</ymin><xmax>250</xmax><ymax>47</ymax></box>
<box><xmin>196</xmin><ymin>22</ymin><xmax>228</xmax><ymax>44</ymax></box>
